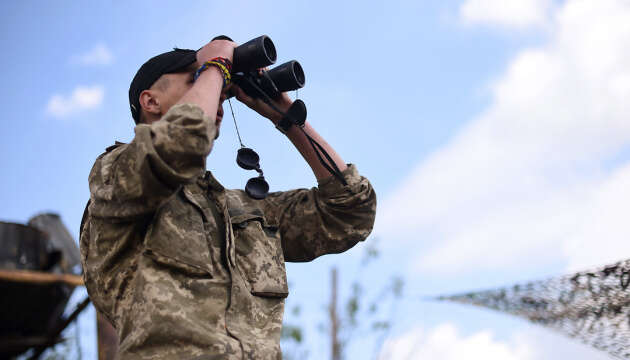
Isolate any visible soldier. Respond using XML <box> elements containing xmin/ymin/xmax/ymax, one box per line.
<box><xmin>80</xmin><ymin>38</ymin><xmax>376</xmax><ymax>359</ymax></box>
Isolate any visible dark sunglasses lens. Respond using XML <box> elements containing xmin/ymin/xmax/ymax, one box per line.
<box><xmin>236</xmin><ymin>148</ymin><xmax>260</xmax><ymax>170</ymax></box>
<box><xmin>245</xmin><ymin>177</ymin><xmax>269</xmax><ymax>200</ymax></box>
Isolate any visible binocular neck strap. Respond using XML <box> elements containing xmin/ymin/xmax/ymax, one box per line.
<box><xmin>240</xmin><ymin>76</ymin><xmax>348</xmax><ymax>186</ymax></box>
<box><xmin>300</xmin><ymin>127</ymin><xmax>348</xmax><ymax>186</ymax></box>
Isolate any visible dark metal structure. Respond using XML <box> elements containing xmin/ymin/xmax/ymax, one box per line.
<box><xmin>438</xmin><ymin>259</ymin><xmax>630</xmax><ymax>359</ymax></box>
<box><xmin>28</xmin><ymin>213</ymin><xmax>81</xmax><ymax>274</ymax></box>
<box><xmin>0</xmin><ymin>214</ymin><xmax>85</xmax><ymax>359</ymax></box>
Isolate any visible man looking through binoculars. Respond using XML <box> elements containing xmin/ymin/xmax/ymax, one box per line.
<box><xmin>80</xmin><ymin>38</ymin><xmax>376</xmax><ymax>359</ymax></box>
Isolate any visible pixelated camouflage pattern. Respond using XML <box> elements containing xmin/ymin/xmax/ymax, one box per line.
<box><xmin>80</xmin><ymin>103</ymin><xmax>376</xmax><ymax>359</ymax></box>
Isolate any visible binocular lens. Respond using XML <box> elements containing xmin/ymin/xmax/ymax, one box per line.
<box><xmin>233</xmin><ymin>35</ymin><xmax>277</xmax><ymax>73</ymax></box>
<box><xmin>292</xmin><ymin>61</ymin><xmax>305</xmax><ymax>86</ymax></box>
<box><xmin>263</xmin><ymin>37</ymin><xmax>276</xmax><ymax>63</ymax></box>
<box><xmin>267</xmin><ymin>61</ymin><xmax>305</xmax><ymax>92</ymax></box>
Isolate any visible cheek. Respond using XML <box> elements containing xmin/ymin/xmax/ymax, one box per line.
<box><xmin>172</xmin><ymin>84</ymin><xmax>192</xmax><ymax>104</ymax></box>
<box><xmin>181</xmin><ymin>83</ymin><xmax>194</xmax><ymax>96</ymax></box>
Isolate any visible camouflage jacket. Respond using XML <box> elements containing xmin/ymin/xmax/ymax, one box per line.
<box><xmin>80</xmin><ymin>104</ymin><xmax>377</xmax><ymax>360</ymax></box>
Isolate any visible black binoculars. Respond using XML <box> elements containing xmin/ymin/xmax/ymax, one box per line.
<box><xmin>210</xmin><ymin>35</ymin><xmax>338</xmax><ymax>200</ymax></box>
<box><xmin>210</xmin><ymin>35</ymin><xmax>307</xmax><ymax>199</ymax></box>
<box><xmin>233</xmin><ymin>35</ymin><xmax>305</xmax><ymax>99</ymax></box>
<box><xmin>214</xmin><ymin>35</ymin><xmax>305</xmax><ymax>99</ymax></box>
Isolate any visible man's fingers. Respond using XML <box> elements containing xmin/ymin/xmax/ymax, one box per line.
<box><xmin>234</xmin><ymin>87</ymin><xmax>256</xmax><ymax>107</ymax></box>
<box><xmin>231</xmin><ymin>84</ymin><xmax>282</xmax><ymax>122</ymax></box>
<box><xmin>220</xmin><ymin>84</ymin><xmax>233</xmax><ymax>101</ymax></box>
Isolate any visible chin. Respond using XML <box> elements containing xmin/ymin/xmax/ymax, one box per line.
<box><xmin>214</xmin><ymin>119</ymin><xmax>222</xmax><ymax>139</ymax></box>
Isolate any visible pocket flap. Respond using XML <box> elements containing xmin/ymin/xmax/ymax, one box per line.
<box><xmin>144</xmin><ymin>248</ymin><xmax>210</xmax><ymax>276</ymax></box>
<box><xmin>230</xmin><ymin>212</ymin><xmax>288</xmax><ymax>299</ymax></box>
<box><xmin>143</xmin><ymin>190</ymin><xmax>213</xmax><ymax>276</ymax></box>
<box><xmin>251</xmin><ymin>283</ymin><xmax>289</xmax><ymax>298</ymax></box>
<box><xmin>230</xmin><ymin>212</ymin><xmax>266</xmax><ymax>227</ymax></box>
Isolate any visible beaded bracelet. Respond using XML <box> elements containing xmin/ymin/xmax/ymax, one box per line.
<box><xmin>193</xmin><ymin>57</ymin><xmax>233</xmax><ymax>87</ymax></box>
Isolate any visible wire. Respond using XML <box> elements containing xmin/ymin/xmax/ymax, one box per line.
<box><xmin>227</xmin><ymin>98</ymin><xmax>245</xmax><ymax>148</ymax></box>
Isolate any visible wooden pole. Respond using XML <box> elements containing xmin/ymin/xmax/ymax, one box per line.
<box><xmin>330</xmin><ymin>267</ymin><xmax>341</xmax><ymax>360</ymax></box>
<box><xmin>0</xmin><ymin>269</ymin><xmax>83</xmax><ymax>287</ymax></box>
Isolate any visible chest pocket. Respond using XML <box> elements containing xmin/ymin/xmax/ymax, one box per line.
<box><xmin>231</xmin><ymin>213</ymin><xmax>288</xmax><ymax>298</ymax></box>
<box><xmin>143</xmin><ymin>190</ymin><xmax>213</xmax><ymax>276</ymax></box>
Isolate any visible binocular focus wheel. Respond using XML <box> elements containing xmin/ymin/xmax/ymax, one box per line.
<box><xmin>245</xmin><ymin>177</ymin><xmax>269</xmax><ymax>200</ymax></box>
<box><xmin>236</xmin><ymin>148</ymin><xmax>260</xmax><ymax>170</ymax></box>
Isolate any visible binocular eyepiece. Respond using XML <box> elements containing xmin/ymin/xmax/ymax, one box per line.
<box><xmin>213</xmin><ymin>35</ymin><xmax>305</xmax><ymax>99</ymax></box>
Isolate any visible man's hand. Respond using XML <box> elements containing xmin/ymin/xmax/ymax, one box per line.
<box><xmin>232</xmin><ymin>81</ymin><xmax>293</xmax><ymax>125</ymax></box>
<box><xmin>197</xmin><ymin>39</ymin><xmax>236</xmax><ymax>64</ymax></box>
<box><xmin>175</xmin><ymin>39</ymin><xmax>237</xmax><ymax>127</ymax></box>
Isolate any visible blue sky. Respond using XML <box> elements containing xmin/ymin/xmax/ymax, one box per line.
<box><xmin>2</xmin><ymin>1</ymin><xmax>629</xmax><ymax>359</ymax></box>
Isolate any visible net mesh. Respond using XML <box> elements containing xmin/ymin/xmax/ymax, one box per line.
<box><xmin>438</xmin><ymin>259</ymin><xmax>630</xmax><ymax>358</ymax></box>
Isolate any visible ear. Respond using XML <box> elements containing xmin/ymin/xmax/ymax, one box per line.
<box><xmin>139</xmin><ymin>89</ymin><xmax>162</xmax><ymax>120</ymax></box>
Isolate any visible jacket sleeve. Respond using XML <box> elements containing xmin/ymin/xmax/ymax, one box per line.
<box><xmin>88</xmin><ymin>103</ymin><xmax>216</xmax><ymax>219</ymax></box>
<box><xmin>262</xmin><ymin>164</ymin><xmax>377</xmax><ymax>262</ymax></box>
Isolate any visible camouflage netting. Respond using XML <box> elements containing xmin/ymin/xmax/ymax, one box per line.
<box><xmin>438</xmin><ymin>259</ymin><xmax>630</xmax><ymax>359</ymax></box>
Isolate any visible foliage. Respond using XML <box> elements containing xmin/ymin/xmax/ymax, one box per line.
<box><xmin>329</xmin><ymin>239</ymin><xmax>405</xmax><ymax>359</ymax></box>
<box><xmin>281</xmin><ymin>238</ymin><xmax>404</xmax><ymax>360</ymax></box>
<box><xmin>281</xmin><ymin>302</ymin><xmax>309</xmax><ymax>360</ymax></box>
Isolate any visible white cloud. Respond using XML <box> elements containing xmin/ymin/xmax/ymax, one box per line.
<box><xmin>378</xmin><ymin>323</ymin><xmax>609</xmax><ymax>360</ymax></box>
<box><xmin>72</xmin><ymin>44</ymin><xmax>114</xmax><ymax>66</ymax></box>
<box><xmin>46</xmin><ymin>85</ymin><xmax>104</xmax><ymax>118</ymax></box>
<box><xmin>379</xmin><ymin>324</ymin><xmax>531</xmax><ymax>360</ymax></box>
<box><xmin>459</xmin><ymin>0</ymin><xmax>553</xmax><ymax>28</ymax></box>
<box><xmin>562</xmin><ymin>163</ymin><xmax>630</xmax><ymax>271</ymax></box>
<box><xmin>378</xmin><ymin>0</ymin><xmax>630</xmax><ymax>275</ymax></box>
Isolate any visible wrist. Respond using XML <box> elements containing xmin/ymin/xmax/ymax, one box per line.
<box><xmin>269</xmin><ymin>100</ymin><xmax>292</xmax><ymax>124</ymax></box>
<box><xmin>194</xmin><ymin>58</ymin><xmax>233</xmax><ymax>87</ymax></box>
